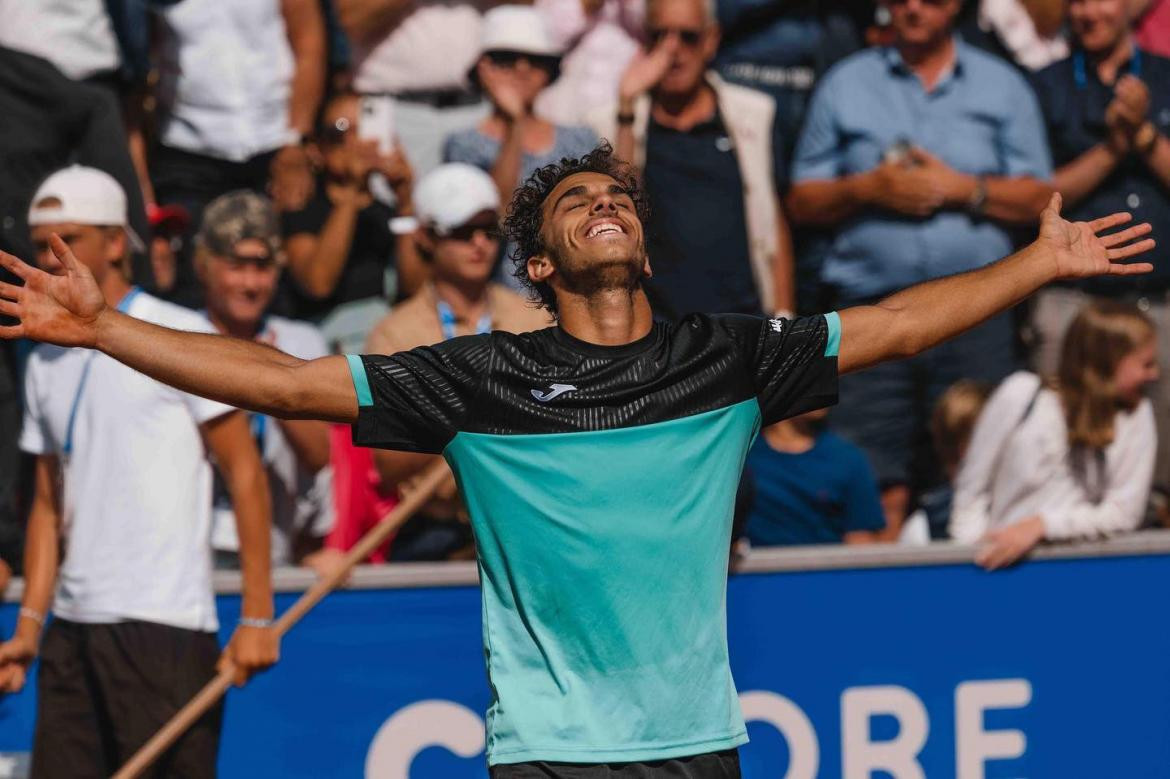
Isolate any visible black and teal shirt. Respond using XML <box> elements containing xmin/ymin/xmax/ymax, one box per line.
<box><xmin>346</xmin><ymin>312</ymin><xmax>841</xmax><ymax>765</ymax></box>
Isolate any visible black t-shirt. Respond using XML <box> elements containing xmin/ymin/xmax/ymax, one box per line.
<box><xmin>1032</xmin><ymin>48</ymin><xmax>1170</xmax><ymax>294</ymax></box>
<box><xmin>642</xmin><ymin>112</ymin><xmax>762</xmax><ymax>321</ymax></box>
<box><xmin>277</xmin><ymin>183</ymin><xmax>396</xmax><ymax>320</ymax></box>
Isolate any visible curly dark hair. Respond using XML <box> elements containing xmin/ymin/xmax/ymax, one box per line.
<box><xmin>503</xmin><ymin>143</ymin><xmax>650</xmax><ymax>319</ymax></box>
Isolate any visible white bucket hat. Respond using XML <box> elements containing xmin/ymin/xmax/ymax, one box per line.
<box><xmin>391</xmin><ymin>163</ymin><xmax>501</xmax><ymax>236</ymax></box>
<box><xmin>479</xmin><ymin>5</ymin><xmax>561</xmax><ymax>58</ymax></box>
<box><xmin>28</xmin><ymin>165</ymin><xmax>145</xmax><ymax>252</ymax></box>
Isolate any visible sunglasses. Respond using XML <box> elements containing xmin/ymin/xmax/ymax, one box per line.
<box><xmin>647</xmin><ymin>27</ymin><xmax>704</xmax><ymax>47</ymax></box>
<box><xmin>444</xmin><ymin>220</ymin><xmax>502</xmax><ymax>243</ymax></box>
<box><xmin>318</xmin><ymin>116</ymin><xmax>352</xmax><ymax>146</ymax></box>
<box><xmin>485</xmin><ymin>50</ymin><xmax>559</xmax><ymax>73</ymax></box>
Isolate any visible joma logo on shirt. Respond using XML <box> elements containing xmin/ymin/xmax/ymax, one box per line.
<box><xmin>531</xmin><ymin>384</ymin><xmax>578</xmax><ymax>402</ymax></box>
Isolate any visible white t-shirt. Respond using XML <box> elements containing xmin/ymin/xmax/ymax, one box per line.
<box><xmin>207</xmin><ymin>316</ymin><xmax>333</xmax><ymax>564</ymax></box>
<box><xmin>154</xmin><ymin>0</ymin><xmax>295</xmax><ymax>161</ymax></box>
<box><xmin>0</xmin><ymin>0</ymin><xmax>120</xmax><ymax>81</ymax></box>
<box><xmin>950</xmin><ymin>371</ymin><xmax>1156</xmax><ymax>544</ymax></box>
<box><xmin>20</xmin><ymin>292</ymin><xmax>234</xmax><ymax>632</ymax></box>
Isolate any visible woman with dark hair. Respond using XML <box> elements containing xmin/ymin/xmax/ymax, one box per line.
<box><xmin>951</xmin><ymin>300</ymin><xmax>1159</xmax><ymax>568</ymax></box>
<box><xmin>443</xmin><ymin>5</ymin><xmax>599</xmax><ymax>209</ymax></box>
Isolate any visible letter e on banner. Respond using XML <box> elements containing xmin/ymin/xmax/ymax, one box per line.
<box><xmin>955</xmin><ymin>679</ymin><xmax>1032</xmax><ymax>779</ymax></box>
<box><xmin>739</xmin><ymin>690</ymin><xmax>819</xmax><ymax>779</ymax></box>
<box><xmin>841</xmin><ymin>686</ymin><xmax>928</xmax><ymax>779</ymax></box>
<box><xmin>365</xmin><ymin>700</ymin><xmax>486</xmax><ymax>778</ymax></box>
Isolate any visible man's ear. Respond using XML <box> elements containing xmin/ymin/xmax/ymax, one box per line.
<box><xmin>642</xmin><ymin>254</ymin><xmax>653</xmax><ymax>279</ymax></box>
<box><xmin>193</xmin><ymin>247</ymin><xmax>211</xmax><ymax>285</ymax></box>
<box><xmin>703</xmin><ymin>24</ymin><xmax>721</xmax><ymax>61</ymax></box>
<box><xmin>527</xmin><ymin>252</ymin><xmax>555</xmax><ymax>284</ymax></box>
<box><xmin>415</xmin><ymin>228</ymin><xmax>437</xmax><ymax>258</ymax></box>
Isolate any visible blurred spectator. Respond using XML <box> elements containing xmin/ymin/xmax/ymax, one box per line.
<box><xmin>338</xmin><ymin>0</ymin><xmax>492</xmax><ymax>176</ymax></box>
<box><xmin>714</xmin><ymin>0</ymin><xmax>860</xmax><ymax>162</ymax></box>
<box><xmin>196</xmin><ymin>191</ymin><xmax>335</xmax><ymax>568</ymax></box>
<box><xmin>534</xmin><ymin>0</ymin><xmax>645</xmax><ymax>126</ymax></box>
<box><xmin>0</xmin><ymin>166</ymin><xmax>275</xmax><ymax>772</ymax></box>
<box><xmin>360</xmin><ymin>163</ymin><xmax>550</xmax><ymax>562</ymax></box>
<box><xmin>446</xmin><ymin>7</ymin><xmax>599</xmax><ymax>209</ymax></box>
<box><xmin>0</xmin><ymin>47</ymin><xmax>150</xmax><ymax>275</ymax></box>
<box><xmin>280</xmin><ymin>92</ymin><xmax>419</xmax><ymax>353</ymax></box>
<box><xmin>906</xmin><ymin>379</ymin><xmax>992</xmax><ymax>541</ymax></box>
<box><xmin>967</xmin><ymin>0</ymin><xmax>1069</xmax><ymax>71</ymax></box>
<box><xmin>744</xmin><ymin>408</ymin><xmax>886</xmax><ymax>547</ymax></box>
<box><xmin>1031</xmin><ymin>0</ymin><xmax>1170</xmax><ymax>490</ymax></box>
<box><xmin>137</xmin><ymin>0</ymin><xmax>326</xmax><ymax>308</ymax></box>
<box><xmin>786</xmin><ymin>0</ymin><xmax>1052</xmax><ymax>532</ymax></box>
<box><xmin>0</xmin><ymin>0</ymin><xmax>122</xmax><ymax>87</ymax></box>
<box><xmin>1133</xmin><ymin>0</ymin><xmax>1170</xmax><ymax>57</ymax></box>
<box><xmin>592</xmin><ymin>0</ymin><xmax>794</xmax><ymax>319</ymax></box>
<box><xmin>952</xmin><ymin>301</ymin><xmax>1158</xmax><ymax>569</ymax></box>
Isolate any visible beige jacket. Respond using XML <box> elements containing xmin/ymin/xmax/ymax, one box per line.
<box><xmin>588</xmin><ymin>72</ymin><xmax>782</xmax><ymax>313</ymax></box>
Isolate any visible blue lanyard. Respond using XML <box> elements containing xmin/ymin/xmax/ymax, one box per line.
<box><xmin>63</xmin><ymin>287</ymin><xmax>142</xmax><ymax>457</ymax></box>
<box><xmin>436</xmin><ymin>299</ymin><xmax>492</xmax><ymax>342</ymax></box>
<box><xmin>1073</xmin><ymin>48</ymin><xmax>1142</xmax><ymax>89</ymax></box>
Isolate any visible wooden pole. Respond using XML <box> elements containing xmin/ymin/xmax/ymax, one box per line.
<box><xmin>111</xmin><ymin>460</ymin><xmax>452</xmax><ymax>779</ymax></box>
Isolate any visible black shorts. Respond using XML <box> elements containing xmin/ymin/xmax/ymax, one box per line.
<box><xmin>490</xmin><ymin>749</ymin><xmax>741</xmax><ymax>779</ymax></box>
<box><xmin>31</xmin><ymin>618</ymin><xmax>223</xmax><ymax>779</ymax></box>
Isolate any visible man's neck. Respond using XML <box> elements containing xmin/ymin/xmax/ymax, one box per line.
<box><xmin>208</xmin><ymin>309</ymin><xmax>261</xmax><ymax>341</ymax></box>
<box><xmin>652</xmin><ymin>83</ymin><xmax>717</xmax><ymax>132</ymax></box>
<box><xmin>899</xmin><ymin>34</ymin><xmax>957</xmax><ymax>92</ymax></box>
<box><xmin>433</xmin><ymin>277</ymin><xmax>491</xmax><ymax>324</ymax></box>
<box><xmin>1090</xmin><ymin>35</ymin><xmax>1134</xmax><ymax>84</ymax></box>
<box><xmin>557</xmin><ymin>287</ymin><xmax>654</xmax><ymax>346</ymax></box>
<box><xmin>763</xmin><ymin>420</ymin><xmax>816</xmax><ymax>454</ymax></box>
<box><xmin>101</xmin><ymin>274</ymin><xmax>133</xmax><ymax>309</ymax></box>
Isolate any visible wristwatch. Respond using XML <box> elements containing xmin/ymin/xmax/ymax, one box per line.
<box><xmin>616</xmin><ymin>111</ymin><xmax>636</xmax><ymax>126</ymax></box>
<box><xmin>966</xmin><ymin>176</ymin><xmax>988</xmax><ymax>215</ymax></box>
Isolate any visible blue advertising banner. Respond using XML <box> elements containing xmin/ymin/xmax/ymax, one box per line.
<box><xmin>2</xmin><ymin>553</ymin><xmax>1170</xmax><ymax>777</ymax></box>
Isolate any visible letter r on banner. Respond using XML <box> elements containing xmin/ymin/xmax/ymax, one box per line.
<box><xmin>841</xmin><ymin>686</ymin><xmax>928</xmax><ymax>779</ymax></box>
<box><xmin>955</xmin><ymin>679</ymin><xmax>1032</xmax><ymax>779</ymax></box>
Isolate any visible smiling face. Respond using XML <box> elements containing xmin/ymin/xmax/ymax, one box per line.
<box><xmin>528</xmin><ymin>172</ymin><xmax>649</xmax><ymax>299</ymax></box>
<box><xmin>1113</xmin><ymin>336</ymin><xmax>1159</xmax><ymax>408</ymax></box>
<box><xmin>200</xmin><ymin>238</ymin><xmax>281</xmax><ymax>333</ymax></box>
<box><xmin>1068</xmin><ymin>0</ymin><xmax>1130</xmax><ymax>56</ymax></box>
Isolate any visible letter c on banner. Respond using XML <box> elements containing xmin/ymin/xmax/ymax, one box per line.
<box><xmin>739</xmin><ymin>690</ymin><xmax>819</xmax><ymax>779</ymax></box>
<box><xmin>365</xmin><ymin>700</ymin><xmax>486</xmax><ymax>778</ymax></box>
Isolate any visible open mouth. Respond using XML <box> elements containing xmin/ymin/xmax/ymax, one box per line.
<box><xmin>584</xmin><ymin>220</ymin><xmax>626</xmax><ymax>240</ymax></box>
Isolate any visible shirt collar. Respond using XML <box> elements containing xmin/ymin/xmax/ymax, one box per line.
<box><xmin>883</xmin><ymin>34</ymin><xmax>967</xmax><ymax>82</ymax></box>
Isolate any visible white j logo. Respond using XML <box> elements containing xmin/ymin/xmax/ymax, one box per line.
<box><xmin>531</xmin><ymin>384</ymin><xmax>578</xmax><ymax>402</ymax></box>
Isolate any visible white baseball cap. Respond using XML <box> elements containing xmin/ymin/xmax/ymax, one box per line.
<box><xmin>392</xmin><ymin>163</ymin><xmax>501</xmax><ymax>236</ymax></box>
<box><xmin>27</xmin><ymin>165</ymin><xmax>145</xmax><ymax>252</ymax></box>
<box><xmin>480</xmin><ymin>5</ymin><xmax>561</xmax><ymax>57</ymax></box>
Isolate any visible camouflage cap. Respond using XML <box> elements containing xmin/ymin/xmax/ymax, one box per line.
<box><xmin>197</xmin><ymin>190</ymin><xmax>282</xmax><ymax>258</ymax></box>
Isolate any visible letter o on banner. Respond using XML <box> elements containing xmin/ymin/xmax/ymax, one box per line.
<box><xmin>740</xmin><ymin>690</ymin><xmax>820</xmax><ymax>779</ymax></box>
<box><xmin>365</xmin><ymin>700</ymin><xmax>486</xmax><ymax>779</ymax></box>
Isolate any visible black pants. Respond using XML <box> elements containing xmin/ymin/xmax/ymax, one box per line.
<box><xmin>151</xmin><ymin>143</ymin><xmax>276</xmax><ymax>309</ymax></box>
<box><xmin>32</xmin><ymin>619</ymin><xmax>223</xmax><ymax>779</ymax></box>
<box><xmin>491</xmin><ymin>749</ymin><xmax>741</xmax><ymax>778</ymax></box>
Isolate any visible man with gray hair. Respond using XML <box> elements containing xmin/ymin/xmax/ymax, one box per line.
<box><xmin>590</xmin><ymin>0</ymin><xmax>796</xmax><ymax>323</ymax></box>
<box><xmin>195</xmin><ymin>191</ymin><xmax>334</xmax><ymax>569</ymax></box>
<box><xmin>0</xmin><ymin>168</ymin><xmax>278</xmax><ymax>776</ymax></box>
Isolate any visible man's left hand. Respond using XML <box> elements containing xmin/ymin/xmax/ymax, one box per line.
<box><xmin>1037</xmin><ymin>193</ymin><xmax>1154</xmax><ymax>279</ymax></box>
<box><xmin>975</xmin><ymin>516</ymin><xmax>1046</xmax><ymax>570</ymax></box>
<box><xmin>218</xmin><ymin>624</ymin><xmax>280</xmax><ymax>686</ymax></box>
<box><xmin>907</xmin><ymin>147</ymin><xmax>978</xmax><ymax>208</ymax></box>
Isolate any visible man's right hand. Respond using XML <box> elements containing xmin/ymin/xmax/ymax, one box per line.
<box><xmin>0</xmin><ymin>236</ymin><xmax>108</xmax><ymax>348</ymax></box>
<box><xmin>618</xmin><ymin>36</ymin><xmax>679</xmax><ymax>105</ymax></box>
<box><xmin>0</xmin><ymin>630</ymin><xmax>38</xmax><ymax>695</ymax></box>
<box><xmin>863</xmin><ymin>158</ymin><xmax>947</xmax><ymax>217</ymax></box>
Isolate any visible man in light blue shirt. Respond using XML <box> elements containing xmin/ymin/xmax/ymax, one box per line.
<box><xmin>786</xmin><ymin>0</ymin><xmax>1053</xmax><ymax>534</ymax></box>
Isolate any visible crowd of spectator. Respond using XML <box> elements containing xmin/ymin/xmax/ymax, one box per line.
<box><xmin>1</xmin><ymin>0</ymin><xmax>1170</xmax><ymax>600</ymax></box>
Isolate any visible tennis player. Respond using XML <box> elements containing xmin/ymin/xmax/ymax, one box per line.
<box><xmin>0</xmin><ymin>145</ymin><xmax>1154</xmax><ymax>778</ymax></box>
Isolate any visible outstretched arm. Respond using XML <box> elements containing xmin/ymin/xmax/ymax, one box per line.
<box><xmin>837</xmin><ymin>194</ymin><xmax>1155</xmax><ymax>375</ymax></box>
<box><xmin>0</xmin><ymin>236</ymin><xmax>358</xmax><ymax>422</ymax></box>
